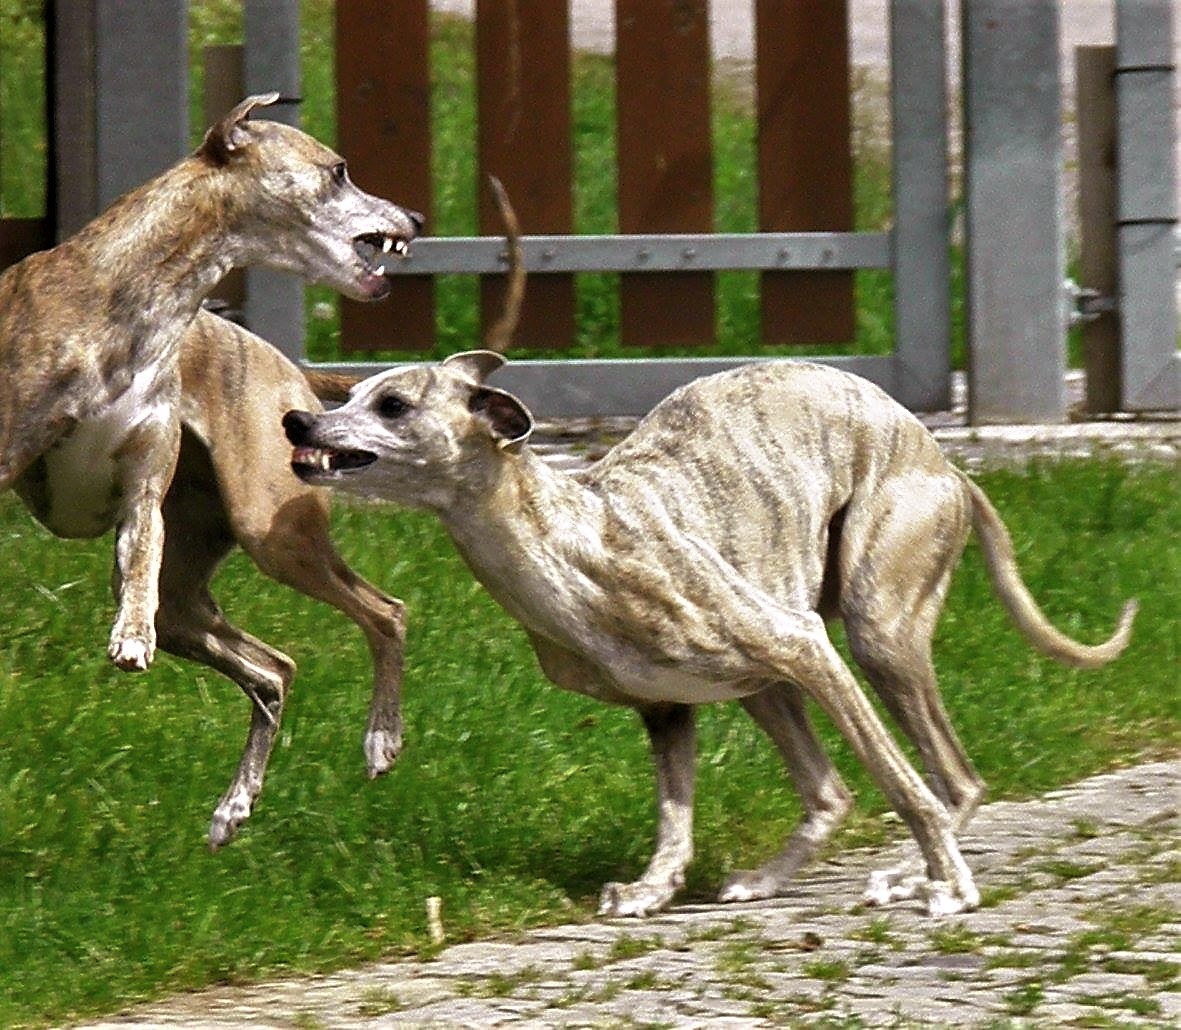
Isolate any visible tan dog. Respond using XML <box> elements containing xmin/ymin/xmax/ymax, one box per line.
<box><xmin>282</xmin><ymin>352</ymin><xmax>1135</xmax><ymax>918</ymax></box>
<box><xmin>0</xmin><ymin>93</ymin><xmax>420</xmax><ymax>672</ymax></box>
<box><xmin>154</xmin><ymin>309</ymin><xmax>403</xmax><ymax>848</ymax></box>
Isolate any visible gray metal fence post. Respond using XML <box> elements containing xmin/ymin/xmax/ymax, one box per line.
<box><xmin>1114</xmin><ymin>0</ymin><xmax>1179</xmax><ymax>411</ymax></box>
<box><xmin>961</xmin><ymin>0</ymin><xmax>1066</xmax><ymax>424</ymax></box>
<box><xmin>53</xmin><ymin>0</ymin><xmax>187</xmax><ymax>238</ymax></box>
<box><xmin>889</xmin><ymin>0</ymin><xmax>951</xmax><ymax>411</ymax></box>
<box><xmin>243</xmin><ymin>0</ymin><xmax>306</xmax><ymax>362</ymax></box>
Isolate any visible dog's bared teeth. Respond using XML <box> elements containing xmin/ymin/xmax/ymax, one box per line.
<box><xmin>382</xmin><ymin>236</ymin><xmax>393</xmax><ymax>254</ymax></box>
<box><xmin>394</xmin><ymin>238</ymin><xmax>408</xmax><ymax>256</ymax></box>
<box><xmin>320</xmin><ymin>451</ymin><xmax>332</xmax><ymax>471</ymax></box>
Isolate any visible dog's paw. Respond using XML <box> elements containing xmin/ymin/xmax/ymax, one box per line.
<box><xmin>364</xmin><ymin>726</ymin><xmax>403</xmax><ymax>779</ymax></box>
<box><xmin>863</xmin><ymin>867</ymin><xmax>923</xmax><ymax>907</ymax></box>
<box><xmin>597</xmin><ymin>880</ymin><xmax>674</xmax><ymax>919</ymax></box>
<box><xmin>718</xmin><ymin>869</ymin><xmax>779</xmax><ymax>904</ymax></box>
<box><xmin>922</xmin><ymin>878</ymin><xmax>980</xmax><ymax>917</ymax></box>
<box><xmin>108</xmin><ymin>635</ymin><xmax>154</xmax><ymax>672</ymax></box>
<box><xmin>208</xmin><ymin>801</ymin><xmax>251</xmax><ymax>853</ymax></box>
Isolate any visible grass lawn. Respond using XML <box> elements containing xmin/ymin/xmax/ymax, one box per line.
<box><xmin>0</xmin><ymin>459</ymin><xmax>1177</xmax><ymax>1027</ymax></box>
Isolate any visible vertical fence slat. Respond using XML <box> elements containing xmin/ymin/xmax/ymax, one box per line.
<box><xmin>616</xmin><ymin>0</ymin><xmax>714</xmax><ymax>348</ymax></box>
<box><xmin>245</xmin><ymin>0</ymin><xmax>305</xmax><ymax>361</ymax></box>
<box><xmin>337</xmin><ymin>0</ymin><xmax>433</xmax><ymax>354</ymax></box>
<box><xmin>1114</xmin><ymin>0</ymin><xmax>1179</xmax><ymax>411</ymax></box>
<box><xmin>962</xmin><ymin>0</ymin><xmax>1067</xmax><ymax>424</ymax></box>
<box><xmin>0</xmin><ymin>219</ymin><xmax>51</xmax><ymax>271</ymax></box>
<box><xmin>756</xmin><ymin>0</ymin><xmax>854</xmax><ymax>345</ymax></box>
<box><xmin>1076</xmin><ymin>45</ymin><xmax>1120</xmax><ymax>413</ymax></box>
<box><xmin>476</xmin><ymin>0</ymin><xmax>574</xmax><ymax>350</ymax></box>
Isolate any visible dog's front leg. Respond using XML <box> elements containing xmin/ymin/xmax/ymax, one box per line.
<box><xmin>108</xmin><ymin>412</ymin><xmax>181</xmax><ymax>671</ymax></box>
<box><xmin>598</xmin><ymin>703</ymin><xmax>696</xmax><ymax>918</ymax></box>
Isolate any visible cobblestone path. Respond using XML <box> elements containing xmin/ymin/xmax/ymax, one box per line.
<box><xmin>83</xmin><ymin>759</ymin><xmax>1179</xmax><ymax>1028</ymax></box>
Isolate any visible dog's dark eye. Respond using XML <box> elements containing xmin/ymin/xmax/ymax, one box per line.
<box><xmin>378</xmin><ymin>394</ymin><xmax>409</xmax><ymax>420</ymax></box>
<box><xmin>329</xmin><ymin>161</ymin><xmax>347</xmax><ymax>186</ymax></box>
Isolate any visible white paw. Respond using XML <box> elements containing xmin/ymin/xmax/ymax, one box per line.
<box><xmin>922</xmin><ymin>880</ymin><xmax>966</xmax><ymax>917</ymax></box>
<box><xmin>108</xmin><ymin>635</ymin><xmax>153</xmax><ymax>671</ymax></box>
<box><xmin>208</xmin><ymin>795</ymin><xmax>252</xmax><ymax>851</ymax></box>
<box><xmin>863</xmin><ymin>868</ymin><xmax>924</xmax><ymax>907</ymax></box>
<box><xmin>718</xmin><ymin>870</ymin><xmax>776</xmax><ymax>904</ymax></box>
<box><xmin>597</xmin><ymin>880</ymin><xmax>675</xmax><ymax>918</ymax></box>
<box><xmin>922</xmin><ymin>878</ymin><xmax>980</xmax><ymax>917</ymax></box>
<box><xmin>364</xmin><ymin>727</ymin><xmax>403</xmax><ymax>779</ymax></box>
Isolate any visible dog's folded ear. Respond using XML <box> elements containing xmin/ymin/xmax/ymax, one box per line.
<box><xmin>469</xmin><ymin>385</ymin><xmax>533</xmax><ymax>453</ymax></box>
<box><xmin>443</xmin><ymin>350</ymin><xmax>505</xmax><ymax>384</ymax></box>
<box><xmin>199</xmin><ymin>92</ymin><xmax>281</xmax><ymax>165</ymax></box>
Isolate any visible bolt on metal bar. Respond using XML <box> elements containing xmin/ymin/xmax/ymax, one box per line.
<box><xmin>378</xmin><ymin>231</ymin><xmax>891</xmax><ymax>276</ymax></box>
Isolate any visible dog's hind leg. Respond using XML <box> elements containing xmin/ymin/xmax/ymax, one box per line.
<box><xmin>236</xmin><ymin>496</ymin><xmax>406</xmax><ymax>780</ymax></box>
<box><xmin>725</xmin><ymin>599</ymin><xmax>978</xmax><ymax>915</ymax></box>
<box><xmin>155</xmin><ymin>459</ymin><xmax>295</xmax><ymax>850</ymax></box>
<box><xmin>840</xmin><ymin>472</ymin><xmax>986</xmax><ymax>905</ymax></box>
<box><xmin>156</xmin><ymin>585</ymin><xmax>295</xmax><ymax>850</ymax></box>
<box><xmin>598</xmin><ymin>703</ymin><xmax>696</xmax><ymax>918</ymax></box>
<box><xmin>718</xmin><ymin>683</ymin><xmax>853</xmax><ymax>902</ymax></box>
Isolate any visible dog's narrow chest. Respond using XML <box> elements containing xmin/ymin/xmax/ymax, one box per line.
<box><xmin>29</xmin><ymin>365</ymin><xmax>172</xmax><ymax>538</ymax></box>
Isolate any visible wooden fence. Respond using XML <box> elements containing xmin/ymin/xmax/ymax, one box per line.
<box><xmin>335</xmin><ymin>0</ymin><xmax>856</xmax><ymax>355</ymax></box>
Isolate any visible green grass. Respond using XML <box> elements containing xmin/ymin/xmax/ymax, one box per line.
<box><xmin>0</xmin><ymin>0</ymin><xmax>47</xmax><ymax>217</ymax></box>
<box><xmin>0</xmin><ymin>459</ymin><xmax>1176</xmax><ymax>1026</ymax></box>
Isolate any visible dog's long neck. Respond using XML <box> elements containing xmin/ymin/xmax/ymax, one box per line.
<box><xmin>70</xmin><ymin>156</ymin><xmax>244</xmax><ymax>326</ymax></box>
<box><xmin>440</xmin><ymin>448</ymin><xmax>611</xmax><ymax>631</ymax></box>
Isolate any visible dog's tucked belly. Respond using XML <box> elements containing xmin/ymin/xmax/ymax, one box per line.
<box><xmin>27</xmin><ymin>369</ymin><xmax>168</xmax><ymax>538</ymax></box>
<box><xmin>530</xmin><ymin>629</ymin><xmax>761</xmax><ymax>707</ymax></box>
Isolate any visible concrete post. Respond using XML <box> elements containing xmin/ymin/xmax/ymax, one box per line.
<box><xmin>961</xmin><ymin>0</ymin><xmax>1067</xmax><ymax>424</ymax></box>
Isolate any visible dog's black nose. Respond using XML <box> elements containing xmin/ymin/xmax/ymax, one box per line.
<box><xmin>283</xmin><ymin>409</ymin><xmax>316</xmax><ymax>445</ymax></box>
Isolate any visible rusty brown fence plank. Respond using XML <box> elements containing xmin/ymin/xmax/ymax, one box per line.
<box><xmin>337</xmin><ymin>0</ymin><xmax>433</xmax><ymax>353</ymax></box>
<box><xmin>476</xmin><ymin>0</ymin><xmax>574</xmax><ymax>350</ymax></box>
<box><xmin>756</xmin><ymin>0</ymin><xmax>855</xmax><ymax>344</ymax></box>
<box><xmin>616</xmin><ymin>0</ymin><xmax>715</xmax><ymax>348</ymax></box>
<box><xmin>0</xmin><ymin>218</ymin><xmax>51</xmax><ymax>271</ymax></box>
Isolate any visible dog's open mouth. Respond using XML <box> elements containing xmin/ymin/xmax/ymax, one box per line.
<box><xmin>291</xmin><ymin>444</ymin><xmax>377</xmax><ymax>478</ymax></box>
<box><xmin>354</xmin><ymin>232</ymin><xmax>411</xmax><ymax>277</ymax></box>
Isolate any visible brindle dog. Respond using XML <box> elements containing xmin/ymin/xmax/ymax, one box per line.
<box><xmin>0</xmin><ymin>93</ymin><xmax>420</xmax><ymax>672</ymax></box>
<box><xmin>283</xmin><ymin>355</ymin><xmax>1135</xmax><ymax>918</ymax></box>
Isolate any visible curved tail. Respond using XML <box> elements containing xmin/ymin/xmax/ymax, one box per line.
<box><xmin>963</xmin><ymin>476</ymin><xmax>1137</xmax><ymax>668</ymax></box>
<box><xmin>483</xmin><ymin>175</ymin><xmax>525</xmax><ymax>354</ymax></box>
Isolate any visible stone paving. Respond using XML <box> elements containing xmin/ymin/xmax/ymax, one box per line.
<box><xmin>82</xmin><ymin>759</ymin><xmax>1179</xmax><ymax>1028</ymax></box>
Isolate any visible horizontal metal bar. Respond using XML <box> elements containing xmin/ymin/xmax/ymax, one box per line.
<box><xmin>307</xmin><ymin>354</ymin><xmax>897</xmax><ymax>418</ymax></box>
<box><xmin>381</xmin><ymin>231</ymin><xmax>892</xmax><ymax>276</ymax></box>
